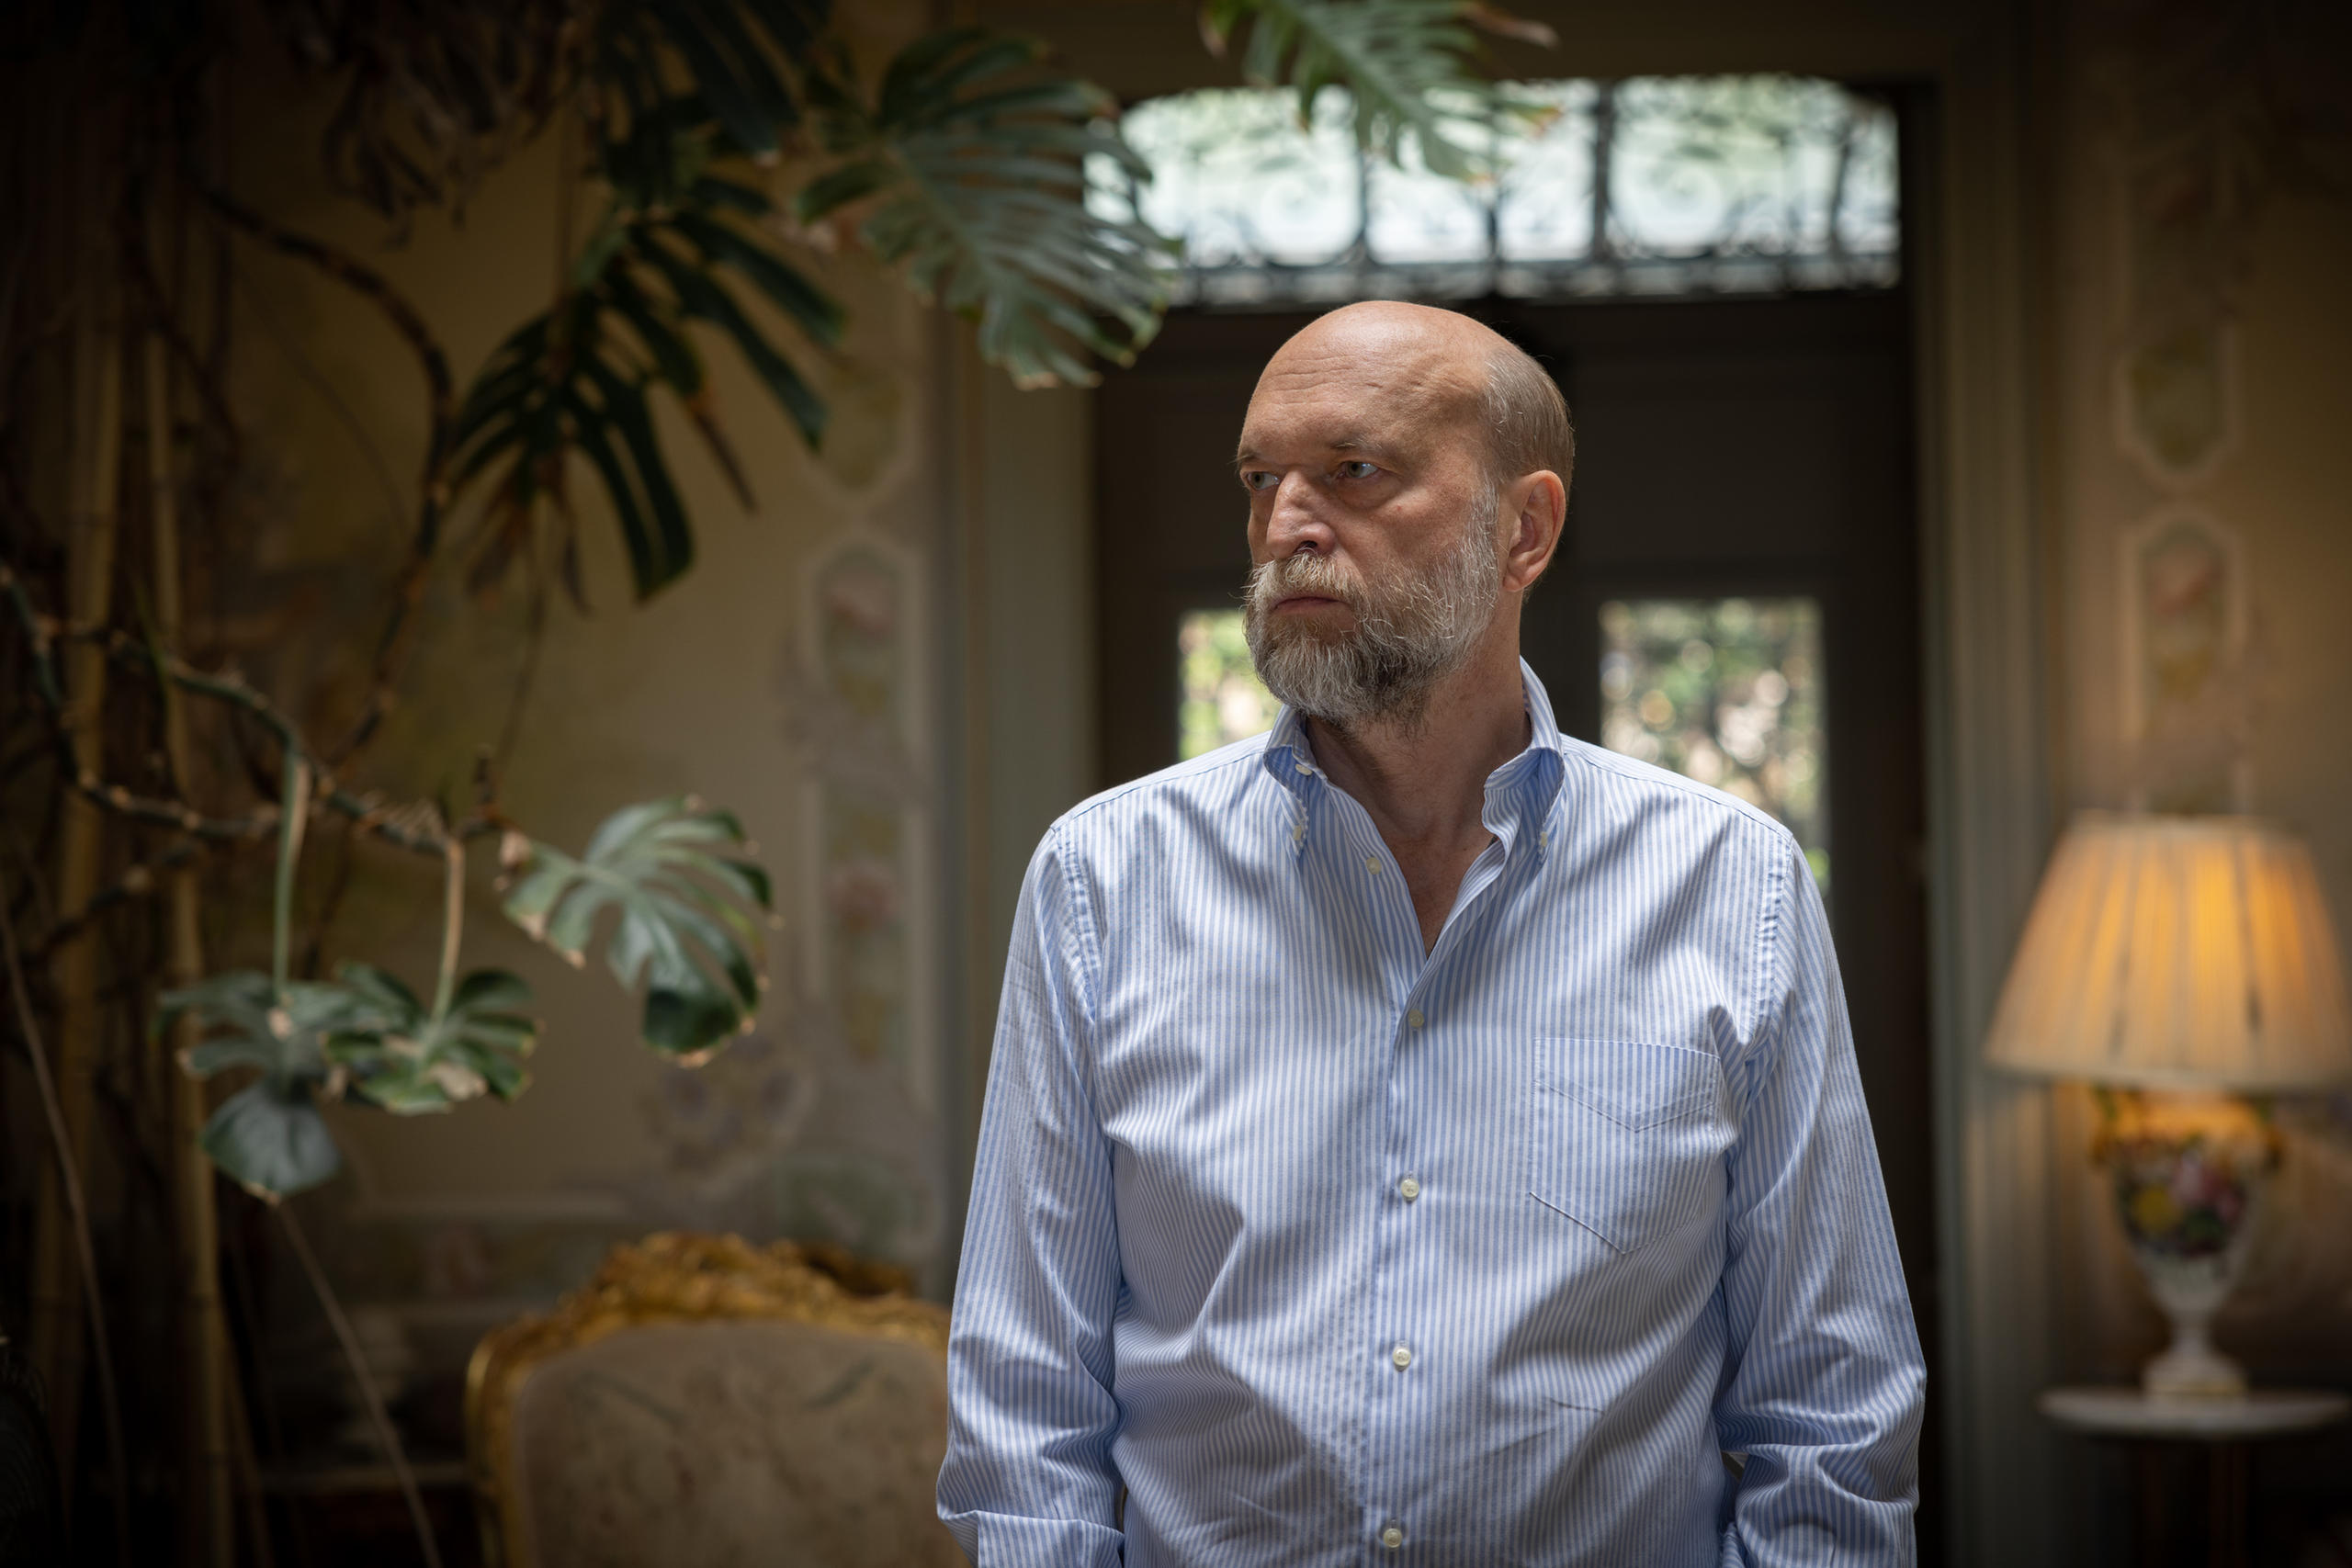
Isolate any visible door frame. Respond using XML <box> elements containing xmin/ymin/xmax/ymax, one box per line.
<box><xmin>949</xmin><ymin>8</ymin><xmax>2068</xmax><ymax>1562</ymax></box>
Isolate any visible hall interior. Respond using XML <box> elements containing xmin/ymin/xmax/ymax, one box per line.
<box><xmin>2</xmin><ymin>0</ymin><xmax>2348</xmax><ymax>1563</ymax></box>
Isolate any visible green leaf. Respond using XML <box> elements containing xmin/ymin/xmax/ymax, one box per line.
<box><xmin>560</xmin><ymin>384</ymin><xmax>665</xmax><ymax>595</ymax></box>
<box><xmin>665</xmin><ymin>209</ymin><xmax>845</xmax><ymax>345</ymax></box>
<box><xmin>631</xmin><ymin>235</ymin><xmax>830</xmax><ymax>445</ymax></box>
<box><xmin>580</xmin><ymin>359</ymin><xmax>695</xmax><ymax>595</ymax></box>
<box><xmin>498</xmin><ymin>795</ymin><xmax>772</xmax><ymax>1059</ymax></box>
<box><xmin>200</xmin><ymin>1080</ymin><xmax>343</xmax><ymax>1200</ymax></box>
<box><xmin>1212</xmin><ymin>0</ymin><xmax>1498</xmax><ymax>178</ymax></box>
<box><xmin>163</xmin><ymin>971</ymin><xmax>373</xmax><ymax>1086</ymax></box>
<box><xmin>321</xmin><ymin>961</ymin><xmax>542</xmax><ymax>1115</ymax></box>
<box><xmin>643</xmin><ymin>0</ymin><xmax>790</xmax><ymax>159</ymax></box>
<box><xmin>803</xmin><ymin>27</ymin><xmax>1174</xmax><ymax>388</ymax></box>
<box><xmin>793</xmin><ymin>159</ymin><xmax>894</xmax><ymax>220</ymax></box>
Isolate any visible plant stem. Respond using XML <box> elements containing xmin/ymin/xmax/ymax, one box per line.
<box><xmin>270</xmin><ymin>750</ymin><xmax>311</xmax><ymax>998</ymax></box>
<box><xmin>28</xmin><ymin>209</ymin><xmax>126</xmax><ymax>1524</ymax></box>
<box><xmin>0</xmin><ymin>570</ymin><xmax>513</xmax><ymax>861</ymax></box>
<box><xmin>151</xmin><ymin>312</ymin><xmax>235</xmax><ymax>1566</ymax></box>
<box><xmin>196</xmin><ymin>186</ymin><xmax>455</xmax><ymax>771</ymax></box>
<box><xmin>1</xmin><ymin>862</ymin><xmax>131</xmax><ymax>1568</ymax></box>
<box><xmin>430</xmin><ymin>837</ymin><xmax>463</xmax><ymax>1023</ymax></box>
<box><xmin>273</xmin><ymin>1203</ymin><xmax>444</xmax><ymax>1568</ymax></box>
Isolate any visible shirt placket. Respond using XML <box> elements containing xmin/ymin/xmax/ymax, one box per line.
<box><xmin>1338</xmin><ymin>783</ymin><xmax>1530</xmax><ymax>1563</ymax></box>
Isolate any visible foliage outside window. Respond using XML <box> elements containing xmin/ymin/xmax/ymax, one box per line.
<box><xmin>1092</xmin><ymin>74</ymin><xmax>1900</xmax><ymax>307</ymax></box>
<box><xmin>1600</xmin><ymin>597</ymin><xmax>1831</xmax><ymax>893</ymax></box>
<box><xmin>1180</xmin><ymin>610</ymin><xmax>1283</xmax><ymax>759</ymax></box>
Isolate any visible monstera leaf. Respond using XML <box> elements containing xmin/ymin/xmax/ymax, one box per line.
<box><xmin>322</xmin><ymin>963</ymin><xmax>541</xmax><ymax>1114</ymax></box>
<box><xmin>159</xmin><ymin>970</ymin><xmax>376</xmax><ymax>1198</ymax></box>
<box><xmin>447</xmin><ymin>119</ymin><xmax>843</xmax><ymax>604</ymax></box>
<box><xmin>797</xmin><ymin>28</ymin><xmax>1172</xmax><ymax>389</ymax></box>
<box><xmin>1200</xmin><ymin>0</ymin><xmax>1541</xmax><ymax>178</ymax></box>
<box><xmin>499</xmin><ymin>796</ymin><xmax>772</xmax><ymax>1057</ymax></box>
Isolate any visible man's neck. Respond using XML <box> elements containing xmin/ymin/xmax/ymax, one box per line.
<box><xmin>1305</xmin><ymin>638</ymin><xmax>1532</xmax><ymax>948</ymax></box>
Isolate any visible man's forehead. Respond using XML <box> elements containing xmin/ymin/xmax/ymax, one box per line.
<box><xmin>1238</xmin><ymin>350</ymin><xmax>1479</xmax><ymax>463</ymax></box>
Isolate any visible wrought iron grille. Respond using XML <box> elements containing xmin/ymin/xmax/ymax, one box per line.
<box><xmin>1090</xmin><ymin>76</ymin><xmax>1900</xmax><ymax>308</ymax></box>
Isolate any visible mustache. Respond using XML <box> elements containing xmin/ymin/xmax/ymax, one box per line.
<box><xmin>1247</xmin><ymin>550</ymin><xmax>1363</xmax><ymax>613</ymax></box>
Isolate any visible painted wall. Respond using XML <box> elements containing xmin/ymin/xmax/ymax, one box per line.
<box><xmin>210</xmin><ymin>3</ymin><xmax>971</xmax><ymax>1416</ymax></box>
<box><xmin>2048</xmin><ymin>1</ymin><xmax>2352</xmax><ymax>1385</ymax></box>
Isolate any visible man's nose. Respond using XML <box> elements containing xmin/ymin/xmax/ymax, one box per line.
<box><xmin>1262</xmin><ymin>472</ymin><xmax>1332</xmax><ymax>556</ymax></box>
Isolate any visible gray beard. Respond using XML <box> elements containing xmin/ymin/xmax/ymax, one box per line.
<box><xmin>1243</xmin><ymin>490</ymin><xmax>1502</xmax><ymax>731</ymax></box>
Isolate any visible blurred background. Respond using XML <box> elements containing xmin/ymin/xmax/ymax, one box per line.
<box><xmin>2</xmin><ymin>0</ymin><xmax>2348</xmax><ymax>1562</ymax></box>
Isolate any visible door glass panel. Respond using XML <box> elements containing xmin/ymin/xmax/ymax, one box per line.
<box><xmin>1600</xmin><ymin>597</ymin><xmax>1830</xmax><ymax>893</ymax></box>
<box><xmin>1179</xmin><ymin>609</ymin><xmax>1280</xmax><ymax>759</ymax></box>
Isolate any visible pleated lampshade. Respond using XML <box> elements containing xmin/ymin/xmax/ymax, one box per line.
<box><xmin>1984</xmin><ymin>813</ymin><xmax>2352</xmax><ymax>1090</ymax></box>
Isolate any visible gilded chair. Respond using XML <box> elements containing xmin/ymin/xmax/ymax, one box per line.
<box><xmin>466</xmin><ymin>1232</ymin><xmax>960</xmax><ymax>1567</ymax></box>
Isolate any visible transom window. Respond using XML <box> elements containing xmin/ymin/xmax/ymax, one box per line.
<box><xmin>1094</xmin><ymin>75</ymin><xmax>1898</xmax><ymax>309</ymax></box>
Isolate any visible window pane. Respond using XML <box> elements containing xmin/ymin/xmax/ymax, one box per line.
<box><xmin>1364</xmin><ymin>87</ymin><xmax>1495</xmax><ymax>265</ymax></box>
<box><xmin>1600</xmin><ymin>597</ymin><xmax>1830</xmax><ymax>893</ymax></box>
<box><xmin>1179</xmin><ymin>610</ymin><xmax>1281</xmax><ymax>759</ymax></box>
<box><xmin>1092</xmin><ymin>74</ymin><xmax>1898</xmax><ymax>307</ymax></box>
<box><xmin>1099</xmin><ymin>87</ymin><xmax>1363</xmax><ymax>270</ymax></box>
<box><xmin>1493</xmin><ymin>81</ymin><xmax>1601</xmax><ymax>264</ymax></box>
<box><xmin>1606</xmin><ymin>77</ymin><xmax>1900</xmax><ymax>288</ymax></box>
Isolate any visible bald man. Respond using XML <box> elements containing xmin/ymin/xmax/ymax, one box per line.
<box><xmin>938</xmin><ymin>303</ymin><xmax>1925</xmax><ymax>1566</ymax></box>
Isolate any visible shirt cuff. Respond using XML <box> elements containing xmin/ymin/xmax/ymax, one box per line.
<box><xmin>952</xmin><ymin>1509</ymin><xmax>1124</xmax><ymax>1568</ymax></box>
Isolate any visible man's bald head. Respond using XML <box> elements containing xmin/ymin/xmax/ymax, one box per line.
<box><xmin>1262</xmin><ymin>301</ymin><xmax>1575</xmax><ymax>503</ymax></box>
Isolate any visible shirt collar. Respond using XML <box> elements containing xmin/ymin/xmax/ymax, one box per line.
<box><xmin>1261</xmin><ymin>659</ymin><xmax>1566</xmax><ymax>860</ymax></box>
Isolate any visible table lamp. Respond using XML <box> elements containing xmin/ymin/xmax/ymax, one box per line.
<box><xmin>1984</xmin><ymin>812</ymin><xmax>2352</xmax><ymax>1396</ymax></box>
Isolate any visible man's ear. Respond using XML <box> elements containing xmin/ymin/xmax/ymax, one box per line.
<box><xmin>1502</xmin><ymin>470</ymin><xmax>1566</xmax><ymax>593</ymax></box>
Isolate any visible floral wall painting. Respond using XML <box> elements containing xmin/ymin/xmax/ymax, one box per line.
<box><xmin>2113</xmin><ymin>319</ymin><xmax>2237</xmax><ymax>485</ymax></box>
<box><xmin>770</xmin><ymin>1145</ymin><xmax>936</xmax><ymax>1267</ymax></box>
<box><xmin>792</xmin><ymin>534</ymin><xmax>936</xmax><ymax>1108</ymax></box>
<box><xmin>821</xmin><ymin>795</ymin><xmax>914</xmax><ymax>1067</ymax></box>
<box><xmin>811</xmin><ymin>356</ymin><xmax>910</xmax><ymax>497</ymax></box>
<box><xmin>2120</xmin><ymin>509</ymin><xmax>2254</xmax><ymax>813</ymax></box>
<box><xmin>629</xmin><ymin>999</ymin><xmax>944</xmax><ymax>1274</ymax></box>
<box><xmin>637</xmin><ymin>1032</ymin><xmax>818</xmax><ymax>1197</ymax></box>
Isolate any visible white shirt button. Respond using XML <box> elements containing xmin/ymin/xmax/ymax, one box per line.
<box><xmin>1364</xmin><ymin>856</ymin><xmax>1381</xmax><ymax>874</ymax></box>
<box><xmin>1381</xmin><ymin>1523</ymin><xmax>1406</xmax><ymax>1550</ymax></box>
<box><xmin>1397</xmin><ymin>1174</ymin><xmax>1421</xmax><ymax>1201</ymax></box>
<box><xmin>1539</xmin><ymin>829</ymin><xmax>1550</xmax><ymax>850</ymax></box>
<box><xmin>1294</xmin><ymin>759</ymin><xmax>1314</xmax><ymax>774</ymax></box>
<box><xmin>1407</xmin><ymin>1008</ymin><xmax>1425</xmax><ymax>1029</ymax></box>
<box><xmin>1291</xmin><ymin>821</ymin><xmax>1306</xmax><ymax>842</ymax></box>
<box><xmin>1390</xmin><ymin>1342</ymin><xmax>1413</xmax><ymax>1371</ymax></box>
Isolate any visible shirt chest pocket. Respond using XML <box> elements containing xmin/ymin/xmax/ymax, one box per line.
<box><xmin>1529</xmin><ymin>1037</ymin><xmax>1730</xmax><ymax>1254</ymax></box>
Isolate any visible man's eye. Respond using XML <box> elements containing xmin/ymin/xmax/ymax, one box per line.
<box><xmin>1242</xmin><ymin>470</ymin><xmax>1278</xmax><ymax>491</ymax></box>
<box><xmin>1336</xmin><ymin>460</ymin><xmax>1378</xmax><ymax>480</ymax></box>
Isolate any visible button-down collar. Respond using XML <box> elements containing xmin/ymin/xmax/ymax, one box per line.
<box><xmin>1261</xmin><ymin>658</ymin><xmax>1566</xmax><ymax>862</ymax></box>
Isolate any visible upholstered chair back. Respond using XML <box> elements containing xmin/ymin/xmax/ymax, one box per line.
<box><xmin>469</xmin><ymin>1233</ymin><xmax>960</xmax><ymax>1568</ymax></box>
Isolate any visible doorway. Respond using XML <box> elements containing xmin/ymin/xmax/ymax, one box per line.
<box><xmin>1092</xmin><ymin>285</ymin><xmax>1937</xmax><ymax>1544</ymax></box>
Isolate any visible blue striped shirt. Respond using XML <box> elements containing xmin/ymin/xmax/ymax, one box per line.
<box><xmin>939</xmin><ymin>661</ymin><xmax>1923</xmax><ymax>1566</ymax></box>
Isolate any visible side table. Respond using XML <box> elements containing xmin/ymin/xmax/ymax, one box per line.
<box><xmin>2037</xmin><ymin>1387</ymin><xmax>2350</xmax><ymax>1568</ymax></box>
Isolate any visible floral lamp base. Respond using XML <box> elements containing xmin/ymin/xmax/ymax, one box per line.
<box><xmin>2098</xmin><ymin>1091</ymin><xmax>2278</xmax><ymax>1399</ymax></box>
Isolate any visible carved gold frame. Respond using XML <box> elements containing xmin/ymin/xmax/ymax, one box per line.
<box><xmin>464</xmin><ymin>1231</ymin><xmax>951</xmax><ymax>1568</ymax></box>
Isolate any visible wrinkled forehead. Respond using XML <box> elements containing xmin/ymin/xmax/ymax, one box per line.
<box><xmin>1238</xmin><ymin>326</ymin><xmax>1485</xmax><ymax>464</ymax></box>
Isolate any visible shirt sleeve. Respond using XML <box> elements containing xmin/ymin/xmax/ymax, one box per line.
<box><xmin>937</xmin><ymin>825</ymin><xmax>1125</xmax><ymax>1567</ymax></box>
<box><xmin>1714</xmin><ymin>829</ymin><xmax>1927</xmax><ymax>1566</ymax></box>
